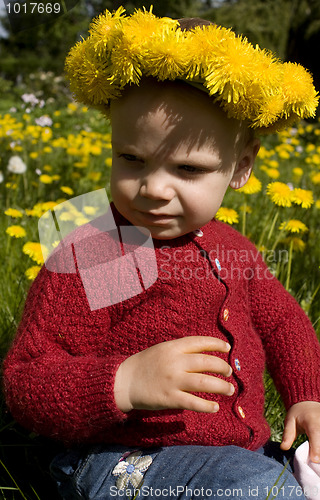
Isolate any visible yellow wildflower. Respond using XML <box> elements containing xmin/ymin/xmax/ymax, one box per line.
<box><xmin>4</xmin><ymin>208</ymin><xmax>23</xmax><ymax>218</ymax></box>
<box><xmin>279</xmin><ymin>219</ymin><xmax>308</xmax><ymax>233</ymax></box>
<box><xmin>39</xmin><ymin>174</ymin><xmax>53</xmax><ymax>184</ymax></box>
<box><xmin>215</xmin><ymin>207</ymin><xmax>239</xmax><ymax>225</ymax></box>
<box><xmin>59</xmin><ymin>212</ymin><xmax>74</xmax><ymax>221</ymax></box>
<box><xmin>105</xmin><ymin>158</ymin><xmax>112</xmax><ymax>167</ymax></box>
<box><xmin>6</xmin><ymin>225</ymin><xmax>26</xmax><ymax>238</ymax></box>
<box><xmin>75</xmin><ymin>216</ymin><xmax>90</xmax><ymax>226</ymax></box>
<box><xmin>266</xmin><ymin>182</ymin><xmax>292</xmax><ymax>207</ymax></box>
<box><xmin>42</xmin><ymin>201</ymin><xmax>59</xmax><ymax>212</ymax></box>
<box><xmin>235</xmin><ymin>174</ymin><xmax>261</xmax><ymax>194</ymax></box>
<box><xmin>25</xmin><ymin>266</ymin><xmax>41</xmax><ymax>280</ymax></box>
<box><xmin>29</xmin><ymin>152</ymin><xmax>39</xmax><ymax>159</ymax></box>
<box><xmin>266</xmin><ymin>168</ymin><xmax>280</xmax><ymax>179</ymax></box>
<box><xmin>281</xmin><ymin>237</ymin><xmax>305</xmax><ymax>252</ymax></box>
<box><xmin>311</xmin><ymin>172</ymin><xmax>320</xmax><ymax>184</ymax></box>
<box><xmin>292</xmin><ymin>167</ymin><xmax>303</xmax><ymax>177</ymax></box>
<box><xmin>83</xmin><ymin>206</ymin><xmax>98</xmax><ymax>215</ymax></box>
<box><xmin>88</xmin><ymin>172</ymin><xmax>102</xmax><ymax>181</ymax></box>
<box><xmin>316</xmin><ymin>200</ymin><xmax>320</xmax><ymax>209</ymax></box>
<box><xmin>240</xmin><ymin>205</ymin><xmax>252</xmax><ymax>213</ymax></box>
<box><xmin>60</xmin><ymin>186</ymin><xmax>74</xmax><ymax>196</ymax></box>
<box><xmin>5</xmin><ymin>182</ymin><xmax>17</xmax><ymax>190</ymax></box>
<box><xmin>23</xmin><ymin>242</ymin><xmax>48</xmax><ymax>264</ymax></box>
<box><xmin>291</xmin><ymin>188</ymin><xmax>314</xmax><ymax>209</ymax></box>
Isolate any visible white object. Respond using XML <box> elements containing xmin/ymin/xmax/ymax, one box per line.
<box><xmin>294</xmin><ymin>441</ymin><xmax>320</xmax><ymax>499</ymax></box>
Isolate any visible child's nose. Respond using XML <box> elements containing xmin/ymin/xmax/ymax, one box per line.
<box><xmin>139</xmin><ymin>173</ymin><xmax>175</xmax><ymax>201</ymax></box>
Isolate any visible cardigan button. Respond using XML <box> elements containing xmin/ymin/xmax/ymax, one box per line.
<box><xmin>235</xmin><ymin>358</ymin><xmax>241</xmax><ymax>371</ymax></box>
<box><xmin>193</xmin><ymin>228</ymin><xmax>203</xmax><ymax>237</ymax></box>
<box><xmin>238</xmin><ymin>406</ymin><xmax>246</xmax><ymax>419</ymax></box>
<box><xmin>214</xmin><ymin>258</ymin><xmax>221</xmax><ymax>271</ymax></box>
<box><xmin>223</xmin><ymin>308</ymin><xmax>229</xmax><ymax>321</ymax></box>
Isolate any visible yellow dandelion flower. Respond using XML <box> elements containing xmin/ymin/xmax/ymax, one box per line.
<box><xmin>215</xmin><ymin>207</ymin><xmax>239</xmax><ymax>225</ymax></box>
<box><xmin>67</xmin><ymin>102</ymin><xmax>78</xmax><ymax>112</ymax></box>
<box><xmin>83</xmin><ymin>206</ymin><xmax>98</xmax><ymax>215</ymax></box>
<box><xmin>60</xmin><ymin>186</ymin><xmax>74</xmax><ymax>196</ymax></box>
<box><xmin>266</xmin><ymin>182</ymin><xmax>292</xmax><ymax>207</ymax></box>
<box><xmin>59</xmin><ymin>211</ymin><xmax>75</xmax><ymax>221</ymax></box>
<box><xmin>89</xmin><ymin>6</ymin><xmax>126</xmax><ymax>55</ymax></box>
<box><xmin>311</xmin><ymin>172</ymin><xmax>320</xmax><ymax>185</ymax></box>
<box><xmin>205</xmin><ymin>37</ymin><xmax>254</xmax><ymax>103</ymax></box>
<box><xmin>42</xmin><ymin>201</ymin><xmax>59</xmax><ymax>211</ymax></box>
<box><xmin>43</xmin><ymin>165</ymin><xmax>52</xmax><ymax>172</ymax></box>
<box><xmin>88</xmin><ymin>172</ymin><xmax>102</xmax><ymax>181</ymax></box>
<box><xmin>240</xmin><ymin>204</ymin><xmax>252</xmax><ymax>213</ymax></box>
<box><xmin>315</xmin><ymin>200</ymin><xmax>320</xmax><ymax>209</ymax></box>
<box><xmin>236</xmin><ymin>173</ymin><xmax>262</xmax><ymax>194</ymax></box>
<box><xmin>292</xmin><ymin>167</ymin><xmax>303</xmax><ymax>177</ymax></box>
<box><xmin>268</xmin><ymin>160</ymin><xmax>279</xmax><ymax>168</ymax></box>
<box><xmin>105</xmin><ymin>158</ymin><xmax>112</xmax><ymax>167</ymax></box>
<box><xmin>282</xmin><ymin>62</ymin><xmax>319</xmax><ymax>119</ymax></box>
<box><xmin>4</xmin><ymin>208</ymin><xmax>23</xmax><ymax>218</ymax></box>
<box><xmin>75</xmin><ymin>216</ymin><xmax>90</xmax><ymax>226</ymax></box>
<box><xmin>255</xmin><ymin>94</ymin><xmax>285</xmax><ymax>128</ymax></box>
<box><xmin>266</xmin><ymin>168</ymin><xmax>280</xmax><ymax>179</ymax></box>
<box><xmin>6</xmin><ymin>225</ymin><xmax>26</xmax><ymax>238</ymax></box>
<box><xmin>142</xmin><ymin>28</ymin><xmax>190</xmax><ymax>81</ymax></box>
<box><xmin>5</xmin><ymin>182</ymin><xmax>17</xmax><ymax>190</ymax></box>
<box><xmin>291</xmin><ymin>188</ymin><xmax>314</xmax><ymax>209</ymax></box>
<box><xmin>281</xmin><ymin>237</ymin><xmax>305</xmax><ymax>252</ymax></box>
<box><xmin>25</xmin><ymin>266</ymin><xmax>41</xmax><ymax>280</ymax></box>
<box><xmin>279</xmin><ymin>219</ymin><xmax>308</xmax><ymax>234</ymax></box>
<box><xmin>39</xmin><ymin>174</ymin><xmax>53</xmax><ymax>184</ymax></box>
<box><xmin>23</xmin><ymin>242</ymin><xmax>48</xmax><ymax>264</ymax></box>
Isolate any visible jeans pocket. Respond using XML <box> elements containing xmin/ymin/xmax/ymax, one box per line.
<box><xmin>50</xmin><ymin>445</ymin><xmax>103</xmax><ymax>499</ymax></box>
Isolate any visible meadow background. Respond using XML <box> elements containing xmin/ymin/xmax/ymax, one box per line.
<box><xmin>0</xmin><ymin>0</ymin><xmax>320</xmax><ymax>498</ymax></box>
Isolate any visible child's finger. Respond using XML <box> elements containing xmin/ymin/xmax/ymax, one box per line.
<box><xmin>280</xmin><ymin>417</ymin><xmax>296</xmax><ymax>450</ymax></box>
<box><xmin>188</xmin><ymin>353</ymin><xmax>232</xmax><ymax>378</ymax></box>
<box><xmin>175</xmin><ymin>391</ymin><xmax>220</xmax><ymax>414</ymax></box>
<box><xmin>183</xmin><ymin>372</ymin><xmax>235</xmax><ymax>397</ymax></box>
<box><xmin>178</xmin><ymin>335</ymin><xmax>231</xmax><ymax>354</ymax></box>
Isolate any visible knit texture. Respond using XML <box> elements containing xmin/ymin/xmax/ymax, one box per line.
<box><xmin>3</xmin><ymin>203</ymin><xmax>320</xmax><ymax>450</ymax></box>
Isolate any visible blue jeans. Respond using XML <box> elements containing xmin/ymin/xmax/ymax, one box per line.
<box><xmin>50</xmin><ymin>442</ymin><xmax>306</xmax><ymax>499</ymax></box>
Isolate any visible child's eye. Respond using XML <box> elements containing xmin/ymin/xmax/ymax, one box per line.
<box><xmin>179</xmin><ymin>165</ymin><xmax>206</xmax><ymax>175</ymax></box>
<box><xmin>119</xmin><ymin>153</ymin><xmax>141</xmax><ymax>162</ymax></box>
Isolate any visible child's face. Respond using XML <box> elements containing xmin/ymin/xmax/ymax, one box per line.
<box><xmin>110</xmin><ymin>80</ymin><xmax>257</xmax><ymax>240</ymax></box>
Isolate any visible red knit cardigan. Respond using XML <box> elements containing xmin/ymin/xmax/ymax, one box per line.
<box><xmin>3</xmin><ymin>203</ymin><xmax>320</xmax><ymax>451</ymax></box>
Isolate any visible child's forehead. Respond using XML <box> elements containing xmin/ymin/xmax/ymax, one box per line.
<box><xmin>111</xmin><ymin>78</ymin><xmax>241</xmax><ymax>138</ymax></box>
<box><xmin>111</xmin><ymin>79</ymin><xmax>246</xmax><ymax>162</ymax></box>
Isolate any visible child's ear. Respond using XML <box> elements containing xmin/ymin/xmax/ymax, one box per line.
<box><xmin>229</xmin><ymin>138</ymin><xmax>260</xmax><ymax>189</ymax></box>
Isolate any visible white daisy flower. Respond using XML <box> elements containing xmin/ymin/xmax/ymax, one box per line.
<box><xmin>7</xmin><ymin>156</ymin><xmax>27</xmax><ymax>174</ymax></box>
<box><xmin>112</xmin><ymin>451</ymin><xmax>152</xmax><ymax>491</ymax></box>
<box><xmin>35</xmin><ymin>115</ymin><xmax>52</xmax><ymax>127</ymax></box>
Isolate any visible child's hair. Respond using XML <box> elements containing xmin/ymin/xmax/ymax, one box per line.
<box><xmin>64</xmin><ymin>7</ymin><xmax>318</xmax><ymax>133</ymax></box>
<box><xmin>177</xmin><ymin>17</ymin><xmax>214</xmax><ymax>31</ymax></box>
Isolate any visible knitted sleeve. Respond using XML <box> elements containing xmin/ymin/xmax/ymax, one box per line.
<box><xmin>247</xmin><ymin>242</ymin><xmax>320</xmax><ymax>410</ymax></box>
<box><xmin>2</xmin><ymin>265</ymin><xmax>128</xmax><ymax>444</ymax></box>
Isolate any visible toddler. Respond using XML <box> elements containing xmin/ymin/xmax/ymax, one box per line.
<box><xmin>3</xmin><ymin>8</ymin><xmax>320</xmax><ymax>500</ymax></box>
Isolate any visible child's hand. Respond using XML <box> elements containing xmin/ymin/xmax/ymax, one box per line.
<box><xmin>114</xmin><ymin>336</ymin><xmax>234</xmax><ymax>414</ymax></box>
<box><xmin>281</xmin><ymin>401</ymin><xmax>320</xmax><ymax>463</ymax></box>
